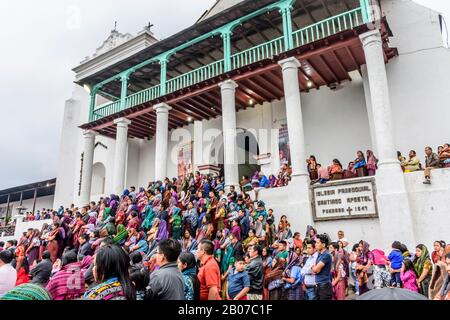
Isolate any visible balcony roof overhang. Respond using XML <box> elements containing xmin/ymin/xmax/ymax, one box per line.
<box><xmin>74</xmin><ymin>0</ymin><xmax>277</xmax><ymax>86</ymax></box>
<box><xmin>80</xmin><ymin>18</ymin><xmax>398</xmax><ymax>140</ymax></box>
<box><xmin>74</xmin><ymin>0</ymin><xmax>361</xmax><ymax>91</ymax></box>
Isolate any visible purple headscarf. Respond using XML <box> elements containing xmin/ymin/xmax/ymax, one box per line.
<box><xmin>156</xmin><ymin>219</ymin><xmax>168</xmax><ymax>241</ymax></box>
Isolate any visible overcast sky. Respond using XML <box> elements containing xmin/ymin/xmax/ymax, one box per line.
<box><xmin>0</xmin><ymin>0</ymin><xmax>449</xmax><ymax>190</ymax></box>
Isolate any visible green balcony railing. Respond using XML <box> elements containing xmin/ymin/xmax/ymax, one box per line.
<box><xmin>125</xmin><ymin>84</ymin><xmax>161</xmax><ymax>109</ymax></box>
<box><xmin>92</xmin><ymin>100</ymin><xmax>122</xmax><ymax>121</ymax></box>
<box><xmin>166</xmin><ymin>59</ymin><xmax>224</xmax><ymax>94</ymax></box>
<box><xmin>90</xmin><ymin>5</ymin><xmax>369</xmax><ymax>122</ymax></box>
<box><xmin>293</xmin><ymin>7</ymin><xmax>364</xmax><ymax>47</ymax></box>
<box><xmin>231</xmin><ymin>36</ymin><xmax>285</xmax><ymax>70</ymax></box>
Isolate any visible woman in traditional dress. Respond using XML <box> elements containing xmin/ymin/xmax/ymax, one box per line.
<box><xmin>413</xmin><ymin>244</ymin><xmax>433</xmax><ymax>296</ymax></box>
<box><xmin>366</xmin><ymin>150</ymin><xmax>378</xmax><ymax>176</ymax></box>
<box><xmin>330</xmin><ymin>242</ymin><xmax>347</xmax><ymax>300</ymax></box>
<box><xmin>264</xmin><ymin>257</ymin><xmax>286</xmax><ymax>300</ymax></box>
<box><xmin>355</xmin><ymin>240</ymin><xmax>374</xmax><ymax>295</ymax></box>
<box><xmin>282</xmin><ymin>252</ymin><xmax>303</xmax><ymax>300</ymax></box>
<box><xmin>84</xmin><ymin>245</ymin><xmax>135</xmax><ymax>300</ymax></box>
<box><xmin>46</xmin><ymin>222</ymin><xmax>63</xmax><ymax>262</ymax></box>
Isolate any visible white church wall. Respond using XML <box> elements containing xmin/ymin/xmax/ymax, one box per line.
<box><xmin>126</xmin><ymin>138</ymin><xmax>140</xmax><ymax>189</ymax></box>
<box><xmin>260</xmin><ymin>168</ymin><xmax>450</xmax><ymax>253</ymax></box>
<box><xmin>137</xmin><ymin>139</ymin><xmax>155</xmax><ymax>187</ymax></box>
<box><xmin>301</xmin><ymin>79</ymin><xmax>373</xmax><ymax>168</ymax></box>
<box><xmin>383</xmin><ymin>0</ymin><xmax>450</xmax><ymax>161</ymax></box>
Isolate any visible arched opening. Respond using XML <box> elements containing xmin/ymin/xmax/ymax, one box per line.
<box><xmin>91</xmin><ymin>162</ymin><xmax>106</xmax><ymax>196</ymax></box>
<box><xmin>236</xmin><ymin>129</ymin><xmax>260</xmax><ymax>180</ymax></box>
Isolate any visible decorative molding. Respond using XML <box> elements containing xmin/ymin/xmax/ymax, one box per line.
<box><xmin>94</xmin><ymin>142</ymin><xmax>108</xmax><ymax>150</ymax></box>
<box><xmin>73</xmin><ymin>29</ymin><xmax>159</xmax><ymax>82</ymax></box>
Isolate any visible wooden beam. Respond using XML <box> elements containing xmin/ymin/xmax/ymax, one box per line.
<box><xmin>237</xmin><ymin>82</ymin><xmax>266</xmax><ymax>105</ymax></box>
<box><xmin>241</xmin><ymin>78</ymin><xmax>278</xmax><ymax>101</ymax></box>
<box><xmin>330</xmin><ymin>50</ymin><xmax>352</xmax><ymax>81</ymax></box>
<box><xmin>304</xmin><ymin>59</ymin><xmax>327</xmax><ymax>86</ymax></box>
<box><xmin>185</xmin><ymin>97</ymin><xmax>221</xmax><ymax>117</ymax></box>
<box><xmin>298</xmin><ymin>0</ymin><xmax>316</xmax><ymax>23</ymax></box>
<box><xmin>317</xmin><ymin>55</ymin><xmax>340</xmax><ymax>83</ymax></box>
<box><xmin>252</xmin><ymin>74</ymin><xmax>284</xmax><ymax>99</ymax></box>
<box><xmin>345</xmin><ymin>46</ymin><xmax>361</xmax><ymax>75</ymax></box>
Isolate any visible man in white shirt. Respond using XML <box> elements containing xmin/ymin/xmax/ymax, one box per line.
<box><xmin>300</xmin><ymin>239</ymin><xmax>318</xmax><ymax>300</ymax></box>
<box><xmin>335</xmin><ymin>230</ymin><xmax>349</xmax><ymax>250</ymax></box>
<box><xmin>0</xmin><ymin>250</ymin><xmax>17</xmax><ymax>296</ymax></box>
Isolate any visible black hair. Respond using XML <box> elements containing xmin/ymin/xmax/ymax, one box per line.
<box><xmin>316</xmin><ymin>234</ymin><xmax>329</xmax><ymax>247</ymax></box>
<box><xmin>0</xmin><ymin>250</ymin><xmax>14</xmax><ymax>264</ymax></box>
<box><xmin>235</xmin><ymin>256</ymin><xmax>246</xmax><ymax>263</ymax></box>
<box><xmin>101</xmin><ymin>237</ymin><xmax>114</xmax><ymax>246</ymax></box>
<box><xmin>329</xmin><ymin>242</ymin><xmax>339</xmax><ymax>250</ymax></box>
<box><xmin>42</xmin><ymin>251</ymin><xmax>51</xmax><ymax>260</ymax></box>
<box><xmin>446</xmin><ymin>253</ymin><xmax>450</xmax><ymax>260</ymax></box>
<box><xmin>392</xmin><ymin>241</ymin><xmax>402</xmax><ymax>250</ymax></box>
<box><xmin>62</xmin><ymin>250</ymin><xmax>78</xmax><ymax>266</ymax></box>
<box><xmin>399</xmin><ymin>244</ymin><xmax>408</xmax><ymax>253</ymax></box>
<box><xmin>6</xmin><ymin>240</ymin><xmax>14</xmax><ymax>246</ymax></box>
<box><xmin>305</xmin><ymin>239</ymin><xmax>316</xmax><ymax>247</ymax></box>
<box><xmin>79</xmin><ymin>234</ymin><xmax>89</xmax><ymax>242</ymax></box>
<box><xmin>0</xmin><ymin>241</ymin><xmax>4</xmax><ymax>247</ymax></box>
<box><xmin>279</xmin><ymin>240</ymin><xmax>287</xmax><ymax>247</ymax></box>
<box><xmin>157</xmin><ymin>239</ymin><xmax>181</xmax><ymax>263</ymax></box>
<box><xmin>130</xmin><ymin>251</ymin><xmax>143</xmax><ymax>264</ymax></box>
<box><xmin>352</xmin><ymin>243</ymin><xmax>359</xmax><ymax>252</ymax></box>
<box><xmin>95</xmin><ymin>244</ymin><xmax>135</xmax><ymax>300</ymax></box>
<box><xmin>249</xmin><ymin>244</ymin><xmax>262</xmax><ymax>256</ymax></box>
<box><xmin>130</xmin><ymin>269</ymin><xmax>149</xmax><ymax>292</ymax></box>
<box><xmin>434</xmin><ymin>240</ymin><xmax>446</xmax><ymax>248</ymax></box>
<box><xmin>178</xmin><ymin>252</ymin><xmax>197</xmax><ymax>271</ymax></box>
<box><xmin>403</xmin><ymin>259</ymin><xmax>416</xmax><ymax>275</ymax></box>
<box><xmin>199</xmin><ymin>239</ymin><xmax>214</xmax><ymax>255</ymax></box>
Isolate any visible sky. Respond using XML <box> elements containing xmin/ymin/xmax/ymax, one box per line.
<box><xmin>0</xmin><ymin>0</ymin><xmax>449</xmax><ymax>190</ymax></box>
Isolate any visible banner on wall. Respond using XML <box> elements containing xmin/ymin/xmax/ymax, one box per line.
<box><xmin>278</xmin><ymin>121</ymin><xmax>291</xmax><ymax>166</ymax></box>
<box><xmin>177</xmin><ymin>141</ymin><xmax>193</xmax><ymax>179</ymax></box>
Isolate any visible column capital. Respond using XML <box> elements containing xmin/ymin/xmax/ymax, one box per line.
<box><xmin>153</xmin><ymin>103</ymin><xmax>172</xmax><ymax>113</ymax></box>
<box><xmin>114</xmin><ymin>117</ymin><xmax>132</xmax><ymax>127</ymax></box>
<box><xmin>83</xmin><ymin>130</ymin><xmax>98</xmax><ymax>139</ymax></box>
<box><xmin>218</xmin><ymin>79</ymin><xmax>238</xmax><ymax>91</ymax></box>
<box><xmin>278</xmin><ymin>57</ymin><xmax>301</xmax><ymax>71</ymax></box>
<box><xmin>359</xmin><ymin>30</ymin><xmax>382</xmax><ymax>48</ymax></box>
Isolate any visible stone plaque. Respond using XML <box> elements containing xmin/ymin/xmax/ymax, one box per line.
<box><xmin>312</xmin><ymin>178</ymin><xmax>378</xmax><ymax>221</ymax></box>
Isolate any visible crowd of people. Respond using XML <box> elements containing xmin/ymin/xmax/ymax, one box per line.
<box><xmin>0</xmin><ymin>171</ymin><xmax>449</xmax><ymax>301</ymax></box>
<box><xmin>305</xmin><ymin>143</ymin><xmax>450</xmax><ymax>185</ymax></box>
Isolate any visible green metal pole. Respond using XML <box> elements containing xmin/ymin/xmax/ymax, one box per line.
<box><xmin>280</xmin><ymin>6</ymin><xmax>294</xmax><ymax>51</ymax></box>
<box><xmin>120</xmin><ymin>73</ymin><xmax>129</xmax><ymax>111</ymax></box>
<box><xmin>89</xmin><ymin>88</ymin><xmax>98</xmax><ymax>122</ymax></box>
<box><xmin>160</xmin><ymin>59</ymin><xmax>168</xmax><ymax>95</ymax></box>
<box><xmin>360</xmin><ymin>0</ymin><xmax>368</xmax><ymax>23</ymax></box>
<box><xmin>222</xmin><ymin>31</ymin><xmax>231</xmax><ymax>72</ymax></box>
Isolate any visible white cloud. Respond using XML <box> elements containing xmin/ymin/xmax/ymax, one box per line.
<box><xmin>1</xmin><ymin>0</ymin><xmax>449</xmax><ymax>189</ymax></box>
<box><xmin>0</xmin><ymin>0</ymin><xmax>215</xmax><ymax>189</ymax></box>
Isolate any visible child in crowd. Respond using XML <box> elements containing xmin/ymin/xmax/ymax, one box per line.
<box><xmin>227</xmin><ymin>257</ymin><xmax>250</xmax><ymax>300</ymax></box>
<box><xmin>387</xmin><ymin>241</ymin><xmax>404</xmax><ymax>287</ymax></box>
<box><xmin>400</xmin><ymin>259</ymin><xmax>419</xmax><ymax>293</ymax></box>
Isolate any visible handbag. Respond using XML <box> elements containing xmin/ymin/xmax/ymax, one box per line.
<box><xmin>268</xmin><ymin>279</ymin><xmax>284</xmax><ymax>291</ymax></box>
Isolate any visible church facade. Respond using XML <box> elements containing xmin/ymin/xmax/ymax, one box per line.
<box><xmin>52</xmin><ymin>0</ymin><xmax>450</xmax><ymax>250</ymax></box>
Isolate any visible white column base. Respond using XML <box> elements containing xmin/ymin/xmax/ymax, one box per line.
<box><xmin>287</xmin><ymin>173</ymin><xmax>314</xmax><ymax>227</ymax></box>
<box><xmin>375</xmin><ymin>162</ymin><xmax>416</xmax><ymax>248</ymax></box>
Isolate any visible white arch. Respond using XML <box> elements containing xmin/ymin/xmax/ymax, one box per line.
<box><xmin>91</xmin><ymin>162</ymin><xmax>106</xmax><ymax>196</ymax></box>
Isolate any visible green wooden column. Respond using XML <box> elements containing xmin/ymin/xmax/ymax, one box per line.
<box><xmin>280</xmin><ymin>5</ymin><xmax>294</xmax><ymax>51</ymax></box>
<box><xmin>120</xmin><ymin>73</ymin><xmax>130</xmax><ymax>111</ymax></box>
<box><xmin>89</xmin><ymin>87</ymin><xmax>99</xmax><ymax>122</ymax></box>
<box><xmin>360</xmin><ymin>0</ymin><xmax>370</xmax><ymax>23</ymax></box>
<box><xmin>160</xmin><ymin>58</ymin><xmax>168</xmax><ymax>95</ymax></box>
<box><xmin>222</xmin><ymin>31</ymin><xmax>232</xmax><ymax>72</ymax></box>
